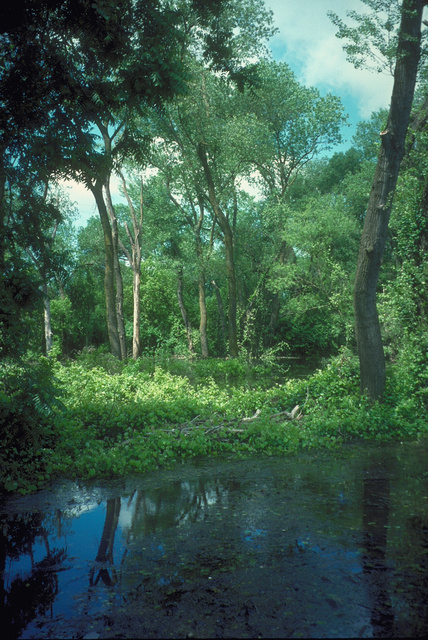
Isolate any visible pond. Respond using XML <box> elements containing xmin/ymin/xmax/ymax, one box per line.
<box><xmin>1</xmin><ymin>441</ymin><xmax>428</xmax><ymax>638</ymax></box>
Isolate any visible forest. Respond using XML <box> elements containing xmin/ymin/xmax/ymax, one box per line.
<box><xmin>0</xmin><ymin>0</ymin><xmax>427</xmax><ymax>494</ymax></box>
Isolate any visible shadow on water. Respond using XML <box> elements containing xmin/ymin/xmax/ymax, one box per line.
<box><xmin>1</xmin><ymin>441</ymin><xmax>428</xmax><ymax>638</ymax></box>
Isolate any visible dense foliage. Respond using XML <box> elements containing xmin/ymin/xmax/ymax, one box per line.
<box><xmin>0</xmin><ymin>0</ymin><xmax>427</xmax><ymax>494</ymax></box>
<box><xmin>1</xmin><ymin>347</ymin><xmax>427</xmax><ymax>494</ymax></box>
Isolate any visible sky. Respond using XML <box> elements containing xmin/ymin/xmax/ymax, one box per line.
<box><xmin>65</xmin><ymin>0</ymin><xmax>396</xmax><ymax>227</ymax></box>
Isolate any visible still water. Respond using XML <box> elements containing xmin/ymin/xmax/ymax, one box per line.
<box><xmin>1</xmin><ymin>441</ymin><xmax>428</xmax><ymax>638</ymax></box>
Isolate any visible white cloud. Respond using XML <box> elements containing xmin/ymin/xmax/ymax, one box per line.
<box><xmin>59</xmin><ymin>174</ymin><xmax>127</xmax><ymax>228</ymax></box>
<box><xmin>264</xmin><ymin>0</ymin><xmax>394</xmax><ymax>120</ymax></box>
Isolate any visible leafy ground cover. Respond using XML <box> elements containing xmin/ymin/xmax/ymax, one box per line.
<box><xmin>1</xmin><ymin>346</ymin><xmax>427</xmax><ymax>494</ymax></box>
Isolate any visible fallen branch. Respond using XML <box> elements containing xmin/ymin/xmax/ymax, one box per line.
<box><xmin>117</xmin><ymin>403</ymin><xmax>304</xmax><ymax>447</ymax></box>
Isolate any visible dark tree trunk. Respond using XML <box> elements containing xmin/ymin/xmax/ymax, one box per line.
<box><xmin>198</xmin><ymin>142</ymin><xmax>239</xmax><ymax>357</ymax></box>
<box><xmin>268</xmin><ymin>241</ymin><xmax>294</xmax><ymax>341</ymax></box>
<box><xmin>212</xmin><ymin>279</ymin><xmax>227</xmax><ymax>351</ymax></box>
<box><xmin>90</xmin><ymin>183</ymin><xmax>121</xmax><ymax>359</ymax></box>
<box><xmin>177</xmin><ymin>265</ymin><xmax>195</xmax><ymax>355</ymax></box>
<box><xmin>198</xmin><ymin>271</ymin><xmax>209</xmax><ymax>358</ymax></box>
<box><xmin>104</xmin><ymin>179</ymin><xmax>127</xmax><ymax>359</ymax></box>
<box><xmin>353</xmin><ymin>0</ymin><xmax>426</xmax><ymax>401</ymax></box>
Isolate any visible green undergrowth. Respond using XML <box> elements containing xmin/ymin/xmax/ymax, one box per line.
<box><xmin>1</xmin><ymin>346</ymin><xmax>427</xmax><ymax>494</ymax></box>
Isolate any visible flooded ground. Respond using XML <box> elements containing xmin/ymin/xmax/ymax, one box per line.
<box><xmin>1</xmin><ymin>440</ymin><xmax>428</xmax><ymax>638</ymax></box>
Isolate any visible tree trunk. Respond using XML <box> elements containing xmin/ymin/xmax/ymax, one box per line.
<box><xmin>119</xmin><ymin>171</ymin><xmax>144</xmax><ymax>360</ymax></box>
<box><xmin>198</xmin><ymin>142</ymin><xmax>239</xmax><ymax>356</ymax></box>
<box><xmin>212</xmin><ymin>279</ymin><xmax>227</xmax><ymax>352</ymax></box>
<box><xmin>104</xmin><ymin>179</ymin><xmax>127</xmax><ymax>359</ymax></box>
<box><xmin>353</xmin><ymin>0</ymin><xmax>425</xmax><ymax>401</ymax></box>
<box><xmin>42</xmin><ymin>280</ymin><xmax>53</xmax><ymax>355</ymax></box>
<box><xmin>177</xmin><ymin>266</ymin><xmax>195</xmax><ymax>355</ymax></box>
<box><xmin>198</xmin><ymin>271</ymin><xmax>209</xmax><ymax>358</ymax></box>
<box><xmin>132</xmin><ymin>268</ymin><xmax>141</xmax><ymax>359</ymax></box>
<box><xmin>90</xmin><ymin>183</ymin><xmax>121</xmax><ymax>359</ymax></box>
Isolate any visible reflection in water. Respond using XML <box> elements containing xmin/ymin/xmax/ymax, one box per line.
<box><xmin>1</xmin><ymin>443</ymin><xmax>428</xmax><ymax>638</ymax></box>
<box><xmin>362</xmin><ymin>475</ymin><xmax>394</xmax><ymax>636</ymax></box>
<box><xmin>90</xmin><ymin>497</ymin><xmax>121</xmax><ymax>587</ymax></box>
<box><xmin>0</xmin><ymin>512</ymin><xmax>68</xmax><ymax>639</ymax></box>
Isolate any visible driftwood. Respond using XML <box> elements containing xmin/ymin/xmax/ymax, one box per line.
<box><xmin>118</xmin><ymin>404</ymin><xmax>303</xmax><ymax>447</ymax></box>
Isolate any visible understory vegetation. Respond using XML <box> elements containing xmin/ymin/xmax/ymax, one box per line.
<box><xmin>1</xmin><ymin>1</ymin><xmax>427</xmax><ymax>495</ymax></box>
<box><xmin>1</xmin><ymin>344</ymin><xmax>427</xmax><ymax>495</ymax></box>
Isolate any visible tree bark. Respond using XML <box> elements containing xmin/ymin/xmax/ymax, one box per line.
<box><xmin>177</xmin><ymin>265</ymin><xmax>195</xmax><ymax>354</ymax></box>
<box><xmin>212</xmin><ymin>279</ymin><xmax>227</xmax><ymax>351</ymax></box>
<box><xmin>353</xmin><ymin>0</ymin><xmax>426</xmax><ymax>401</ymax></box>
<box><xmin>104</xmin><ymin>179</ymin><xmax>127</xmax><ymax>359</ymax></box>
<box><xmin>198</xmin><ymin>271</ymin><xmax>209</xmax><ymax>358</ymax></box>
<box><xmin>198</xmin><ymin>142</ymin><xmax>239</xmax><ymax>356</ymax></box>
<box><xmin>90</xmin><ymin>182</ymin><xmax>121</xmax><ymax>359</ymax></box>
<box><xmin>42</xmin><ymin>280</ymin><xmax>53</xmax><ymax>355</ymax></box>
<box><xmin>119</xmin><ymin>171</ymin><xmax>144</xmax><ymax>359</ymax></box>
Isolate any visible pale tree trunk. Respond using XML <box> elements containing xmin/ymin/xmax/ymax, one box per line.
<box><xmin>104</xmin><ymin>178</ymin><xmax>127</xmax><ymax>359</ymax></box>
<box><xmin>354</xmin><ymin>0</ymin><xmax>426</xmax><ymax>400</ymax></box>
<box><xmin>26</xmin><ymin>189</ymin><xmax>58</xmax><ymax>356</ymax></box>
<box><xmin>132</xmin><ymin>269</ymin><xmax>141</xmax><ymax>358</ymax></box>
<box><xmin>198</xmin><ymin>142</ymin><xmax>239</xmax><ymax>356</ymax></box>
<box><xmin>194</xmin><ymin>198</ymin><xmax>209</xmax><ymax>358</ymax></box>
<box><xmin>118</xmin><ymin>171</ymin><xmax>143</xmax><ymax>359</ymax></box>
<box><xmin>42</xmin><ymin>280</ymin><xmax>53</xmax><ymax>355</ymax></box>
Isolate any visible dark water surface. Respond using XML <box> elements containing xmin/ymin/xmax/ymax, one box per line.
<box><xmin>1</xmin><ymin>441</ymin><xmax>428</xmax><ymax>638</ymax></box>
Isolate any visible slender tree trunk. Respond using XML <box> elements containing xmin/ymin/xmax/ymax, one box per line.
<box><xmin>42</xmin><ymin>280</ymin><xmax>53</xmax><ymax>354</ymax></box>
<box><xmin>212</xmin><ymin>279</ymin><xmax>227</xmax><ymax>351</ymax></box>
<box><xmin>132</xmin><ymin>268</ymin><xmax>141</xmax><ymax>359</ymax></box>
<box><xmin>90</xmin><ymin>183</ymin><xmax>121</xmax><ymax>359</ymax></box>
<box><xmin>119</xmin><ymin>171</ymin><xmax>144</xmax><ymax>360</ymax></box>
<box><xmin>194</xmin><ymin>220</ymin><xmax>209</xmax><ymax>358</ymax></box>
<box><xmin>198</xmin><ymin>142</ymin><xmax>239</xmax><ymax>356</ymax></box>
<box><xmin>198</xmin><ymin>271</ymin><xmax>209</xmax><ymax>358</ymax></box>
<box><xmin>177</xmin><ymin>265</ymin><xmax>195</xmax><ymax>354</ymax></box>
<box><xmin>104</xmin><ymin>179</ymin><xmax>127</xmax><ymax>359</ymax></box>
<box><xmin>353</xmin><ymin>0</ymin><xmax>425</xmax><ymax>401</ymax></box>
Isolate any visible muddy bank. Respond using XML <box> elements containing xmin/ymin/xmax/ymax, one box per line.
<box><xmin>2</xmin><ymin>441</ymin><xmax>428</xmax><ymax>638</ymax></box>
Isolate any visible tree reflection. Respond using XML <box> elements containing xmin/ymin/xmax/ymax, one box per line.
<box><xmin>362</xmin><ymin>458</ymin><xmax>395</xmax><ymax>637</ymax></box>
<box><xmin>0</xmin><ymin>512</ymin><xmax>67</xmax><ymax>639</ymax></box>
<box><xmin>89</xmin><ymin>497</ymin><xmax>121</xmax><ymax>587</ymax></box>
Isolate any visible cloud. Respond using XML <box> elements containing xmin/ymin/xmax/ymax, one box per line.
<box><xmin>265</xmin><ymin>0</ymin><xmax>394</xmax><ymax>120</ymax></box>
<box><xmin>59</xmin><ymin>175</ymin><xmax>127</xmax><ymax>227</ymax></box>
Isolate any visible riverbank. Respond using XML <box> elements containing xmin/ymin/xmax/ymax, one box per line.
<box><xmin>1</xmin><ymin>347</ymin><xmax>427</xmax><ymax>495</ymax></box>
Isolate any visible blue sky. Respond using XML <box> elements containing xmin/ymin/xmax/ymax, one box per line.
<box><xmin>65</xmin><ymin>0</ymin><xmax>396</xmax><ymax>225</ymax></box>
<box><xmin>265</xmin><ymin>0</ymin><xmax>395</xmax><ymax>147</ymax></box>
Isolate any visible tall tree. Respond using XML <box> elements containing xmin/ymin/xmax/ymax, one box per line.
<box><xmin>116</xmin><ymin>172</ymin><xmax>144</xmax><ymax>360</ymax></box>
<box><xmin>243</xmin><ymin>59</ymin><xmax>345</xmax><ymax>345</ymax></box>
<box><xmin>2</xmin><ymin>0</ymin><xmax>267</xmax><ymax>358</ymax></box>
<box><xmin>332</xmin><ymin>0</ymin><xmax>427</xmax><ymax>400</ymax></box>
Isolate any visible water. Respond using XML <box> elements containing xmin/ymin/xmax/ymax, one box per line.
<box><xmin>1</xmin><ymin>441</ymin><xmax>428</xmax><ymax>638</ymax></box>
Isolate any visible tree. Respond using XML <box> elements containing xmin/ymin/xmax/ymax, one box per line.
<box><xmin>2</xmin><ymin>0</ymin><xmax>271</xmax><ymax>358</ymax></box>
<box><xmin>116</xmin><ymin>172</ymin><xmax>144</xmax><ymax>359</ymax></box>
<box><xmin>333</xmin><ymin>0</ymin><xmax>427</xmax><ymax>400</ymax></box>
<box><xmin>243</xmin><ymin>59</ymin><xmax>345</xmax><ymax>346</ymax></box>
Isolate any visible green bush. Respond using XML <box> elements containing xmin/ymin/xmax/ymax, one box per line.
<box><xmin>2</xmin><ymin>346</ymin><xmax>428</xmax><ymax>495</ymax></box>
<box><xmin>0</xmin><ymin>356</ymin><xmax>62</xmax><ymax>493</ymax></box>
